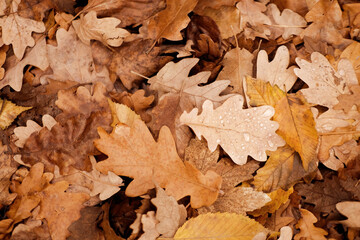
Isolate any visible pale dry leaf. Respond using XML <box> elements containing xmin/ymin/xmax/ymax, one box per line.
<box><xmin>199</xmin><ymin>186</ymin><xmax>271</xmax><ymax>215</ymax></box>
<box><xmin>54</xmin><ymin>12</ymin><xmax>74</xmax><ymax>30</ymax></box>
<box><xmin>40</xmin><ymin>27</ymin><xmax>112</xmax><ymax>89</ymax></box>
<box><xmin>336</xmin><ymin>201</ymin><xmax>360</xmax><ymax>228</ymax></box>
<box><xmin>174</xmin><ymin>212</ymin><xmax>269</xmax><ymax>240</ymax></box>
<box><xmin>295</xmin><ymin>52</ymin><xmax>358</xmax><ymax>108</ymax></box>
<box><xmin>327</xmin><ymin>140</ymin><xmax>360</xmax><ymax>170</ymax></box>
<box><xmin>149</xmin><ymin>58</ymin><xmax>232</xmax><ymax>109</ymax></box>
<box><xmin>139</xmin><ymin>211</ymin><xmax>159</xmax><ymax>240</ymax></box>
<box><xmin>152</xmin><ymin>184</ymin><xmax>187</xmax><ymax>237</ymax></box>
<box><xmin>180</xmin><ymin>95</ymin><xmax>285</xmax><ymax>165</ymax></box>
<box><xmin>266</xmin><ymin>3</ymin><xmax>307</xmax><ymax>40</ymax></box>
<box><xmin>279</xmin><ymin>226</ymin><xmax>293</xmax><ymax>240</ymax></box>
<box><xmin>256</xmin><ymin>46</ymin><xmax>297</xmax><ymax>91</ymax></box>
<box><xmin>236</xmin><ymin>0</ymin><xmax>272</xmax><ymax>39</ymax></box>
<box><xmin>217</xmin><ymin>47</ymin><xmax>253</xmax><ymax>94</ymax></box>
<box><xmin>72</xmin><ymin>11</ymin><xmax>130</xmax><ymax>47</ymax></box>
<box><xmin>0</xmin><ymin>38</ymin><xmax>49</xmax><ymax>91</ymax></box>
<box><xmin>14</xmin><ymin>114</ymin><xmax>57</xmax><ymax>148</ymax></box>
<box><xmin>0</xmin><ymin>0</ymin><xmax>45</xmax><ymax>59</ymax></box>
<box><xmin>108</xmin><ymin>100</ymin><xmax>140</xmax><ymax>127</ymax></box>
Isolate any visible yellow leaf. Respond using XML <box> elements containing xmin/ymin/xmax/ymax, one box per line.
<box><xmin>0</xmin><ymin>99</ymin><xmax>31</xmax><ymax>130</ymax></box>
<box><xmin>108</xmin><ymin>99</ymin><xmax>140</xmax><ymax>127</ymax></box>
<box><xmin>294</xmin><ymin>209</ymin><xmax>328</xmax><ymax>240</ymax></box>
<box><xmin>253</xmin><ymin>145</ymin><xmax>316</xmax><ymax>192</ymax></box>
<box><xmin>246</xmin><ymin>76</ymin><xmax>318</xmax><ymax>170</ymax></box>
<box><xmin>173</xmin><ymin>212</ymin><xmax>268</xmax><ymax>240</ymax></box>
<box><xmin>249</xmin><ymin>187</ymin><xmax>293</xmax><ymax>217</ymax></box>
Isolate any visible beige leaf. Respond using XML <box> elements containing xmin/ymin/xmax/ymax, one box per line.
<box><xmin>72</xmin><ymin>11</ymin><xmax>129</xmax><ymax>47</ymax></box>
<box><xmin>294</xmin><ymin>52</ymin><xmax>358</xmax><ymax>108</ymax></box>
<box><xmin>152</xmin><ymin>184</ymin><xmax>187</xmax><ymax>237</ymax></box>
<box><xmin>217</xmin><ymin>47</ymin><xmax>253</xmax><ymax>94</ymax></box>
<box><xmin>40</xmin><ymin>27</ymin><xmax>112</xmax><ymax>89</ymax></box>
<box><xmin>180</xmin><ymin>95</ymin><xmax>285</xmax><ymax>165</ymax></box>
<box><xmin>294</xmin><ymin>209</ymin><xmax>328</xmax><ymax>240</ymax></box>
<box><xmin>0</xmin><ymin>0</ymin><xmax>45</xmax><ymax>59</ymax></box>
<box><xmin>199</xmin><ymin>187</ymin><xmax>271</xmax><ymax>215</ymax></box>
<box><xmin>13</xmin><ymin>114</ymin><xmax>57</xmax><ymax>148</ymax></box>
<box><xmin>139</xmin><ymin>211</ymin><xmax>159</xmax><ymax>240</ymax></box>
<box><xmin>336</xmin><ymin>201</ymin><xmax>360</xmax><ymax>228</ymax></box>
<box><xmin>256</xmin><ymin>46</ymin><xmax>297</xmax><ymax>91</ymax></box>
<box><xmin>266</xmin><ymin>3</ymin><xmax>307</xmax><ymax>40</ymax></box>
<box><xmin>108</xmin><ymin>100</ymin><xmax>140</xmax><ymax>127</ymax></box>
<box><xmin>0</xmin><ymin>38</ymin><xmax>49</xmax><ymax>91</ymax></box>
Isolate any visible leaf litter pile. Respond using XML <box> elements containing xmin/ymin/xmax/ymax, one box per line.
<box><xmin>1</xmin><ymin>0</ymin><xmax>360</xmax><ymax>239</ymax></box>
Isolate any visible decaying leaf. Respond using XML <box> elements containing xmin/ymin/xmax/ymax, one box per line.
<box><xmin>256</xmin><ymin>46</ymin><xmax>297</xmax><ymax>91</ymax></box>
<box><xmin>95</xmin><ymin>119</ymin><xmax>222</xmax><ymax>208</ymax></box>
<box><xmin>0</xmin><ymin>144</ymin><xmax>17</xmax><ymax>206</ymax></box>
<box><xmin>174</xmin><ymin>212</ymin><xmax>269</xmax><ymax>240</ymax></box>
<box><xmin>72</xmin><ymin>11</ymin><xmax>130</xmax><ymax>47</ymax></box>
<box><xmin>294</xmin><ymin>209</ymin><xmax>328</xmax><ymax>240</ymax></box>
<box><xmin>181</xmin><ymin>95</ymin><xmax>285</xmax><ymax>165</ymax></box>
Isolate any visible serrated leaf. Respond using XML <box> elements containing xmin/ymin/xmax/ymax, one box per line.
<box><xmin>0</xmin><ymin>99</ymin><xmax>32</xmax><ymax>130</ymax></box>
<box><xmin>180</xmin><ymin>95</ymin><xmax>285</xmax><ymax>165</ymax></box>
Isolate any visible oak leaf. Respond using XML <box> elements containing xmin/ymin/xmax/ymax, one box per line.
<box><xmin>108</xmin><ymin>100</ymin><xmax>140</xmax><ymax>127</ymax></box>
<box><xmin>95</xmin><ymin>119</ymin><xmax>222</xmax><ymax>208</ymax></box>
<box><xmin>340</xmin><ymin>41</ymin><xmax>360</xmax><ymax>81</ymax></box>
<box><xmin>294</xmin><ymin>209</ymin><xmax>328</xmax><ymax>240</ymax></box>
<box><xmin>40</xmin><ymin>27</ymin><xmax>112</xmax><ymax>89</ymax></box>
<box><xmin>0</xmin><ymin>144</ymin><xmax>17</xmax><ymax>206</ymax></box>
<box><xmin>194</xmin><ymin>0</ymin><xmax>238</xmax><ymax>15</ymax></box>
<box><xmin>36</xmin><ymin>181</ymin><xmax>90</xmax><ymax>240</ymax></box>
<box><xmin>256</xmin><ymin>46</ymin><xmax>297</xmax><ymax>91</ymax></box>
<box><xmin>294</xmin><ymin>52</ymin><xmax>358</xmax><ymax>108</ymax></box>
<box><xmin>217</xmin><ymin>47</ymin><xmax>253</xmax><ymax>94</ymax></box>
<box><xmin>0</xmin><ymin>0</ymin><xmax>45</xmax><ymax>59</ymax></box>
<box><xmin>0</xmin><ymin>98</ymin><xmax>32</xmax><ymax>130</ymax></box>
<box><xmin>180</xmin><ymin>95</ymin><xmax>285</xmax><ymax>165</ymax></box>
<box><xmin>334</xmin><ymin>85</ymin><xmax>360</xmax><ymax>113</ymax></box>
<box><xmin>336</xmin><ymin>201</ymin><xmax>360</xmax><ymax>228</ymax></box>
<box><xmin>246</xmin><ymin>77</ymin><xmax>318</xmax><ymax>170</ymax></box>
<box><xmin>72</xmin><ymin>11</ymin><xmax>130</xmax><ymax>47</ymax></box>
<box><xmin>151</xmin><ymin>184</ymin><xmax>187</xmax><ymax>237</ymax></box>
<box><xmin>266</xmin><ymin>4</ymin><xmax>307</xmax><ymax>40</ymax></box>
<box><xmin>139</xmin><ymin>211</ymin><xmax>159</xmax><ymax>240</ymax></box>
<box><xmin>174</xmin><ymin>212</ymin><xmax>269</xmax><ymax>240</ymax></box>
<box><xmin>0</xmin><ymin>38</ymin><xmax>49</xmax><ymax>91</ymax></box>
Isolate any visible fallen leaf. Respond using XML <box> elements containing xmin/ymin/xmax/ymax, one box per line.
<box><xmin>40</xmin><ymin>27</ymin><xmax>112</xmax><ymax>89</ymax></box>
<box><xmin>339</xmin><ymin>41</ymin><xmax>360</xmax><ymax>82</ymax></box>
<box><xmin>173</xmin><ymin>212</ymin><xmax>269</xmax><ymax>240</ymax></box>
<box><xmin>0</xmin><ymin>143</ymin><xmax>17</xmax><ymax>206</ymax></box>
<box><xmin>294</xmin><ymin>209</ymin><xmax>328</xmax><ymax>240</ymax></box>
<box><xmin>139</xmin><ymin>211</ymin><xmax>159</xmax><ymax>240</ymax></box>
<box><xmin>264</xmin><ymin>200</ymin><xmax>297</xmax><ymax>231</ymax></box>
<box><xmin>36</xmin><ymin>181</ymin><xmax>90</xmax><ymax>240</ymax></box>
<box><xmin>256</xmin><ymin>45</ymin><xmax>297</xmax><ymax>91</ymax></box>
<box><xmin>108</xmin><ymin>100</ymin><xmax>140</xmax><ymax>127</ymax></box>
<box><xmin>95</xmin><ymin>119</ymin><xmax>222</xmax><ymax>208</ymax></box>
<box><xmin>246</xmin><ymin>77</ymin><xmax>318</xmax><ymax>170</ymax></box>
<box><xmin>180</xmin><ymin>95</ymin><xmax>285</xmax><ymax>164</ymax></box>
<box><xmin>294</xmin><ymin>52</ymin><xmax>358</xmax><ymax>108</ymax></box>
<box><xmin>11</xmin><ymin>219</ymin><xmax>51</xmax><ymax>240</ymax></box>
<box><xmin>266</xmin><ymin>3</ymin><xmax>307</xmax><ymax>40</ymax></box>
<box><xmin>0</xmin><ymin>38</ymin><xmax>49</xmax><ymax>91</ymax></box>
<box><xmin>142</xmin><ymin>0</ymin><xmax>198</xmax><ymax>43</ymax></box>
<box><xmin>151</xmin><ymin>184</ymin><xmax>187</xmax><ymax>237</ymax></box>
<box><xmin>334</xmin><ymin>85</ymin><xmax>360</xmax><ymax>113</ymax></box>
<box><xmin>217</xmin><ymin>47</ymin><xmax>253</xmax><ymax>94</ymax></box>
<box><xmin>336</xmin><ymin>201</ymin><xmax>360</xmax><ymax>228</ymax></box>
<box><xmin>72</xmin><ymin>11</ymin><xmax>129</xmax><ymax>47</ymax></box>
<box><xmin>0</xmin><ymin>0</ymin><xmax>45</xmax><ymax>59</ymax></box>
<box><xmin>0</xmin><ymin>98</ymin><xmax>32</xmax><ymax>130</ymax></box>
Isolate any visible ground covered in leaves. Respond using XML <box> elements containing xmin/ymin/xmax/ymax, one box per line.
<box><xmin>0</xmin><ymin>0</ymin><xmax>360</xmax><ymax>239</ymax></box>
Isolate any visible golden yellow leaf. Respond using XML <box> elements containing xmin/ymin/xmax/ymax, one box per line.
<box><xmin>294</xmin><ymin>209</ymin><xmax>328</xmax><ymax>240</ymax></box>
<box><xmin>108</xmin><ymin>99</ymin><xmax>140</xmax><ymax>127</ymax></box>
<box><xmin>246</xmin><ymin>77</ymin><xmax>318</xmax><ymax>170</ymax></box>
<box><xmin>249</xmin><ymin>187</ymin><xmax>294</xmax><ymax>217</ymax></box>
<box><xmin>173</xmin><ymin>212</ymin><xmax>269</xmax><ymax>240</ymax></box>
<box><xmin>0</xmin><ymin>99</ymin><xmax>32</xmax><ymax>130</ymax></box>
